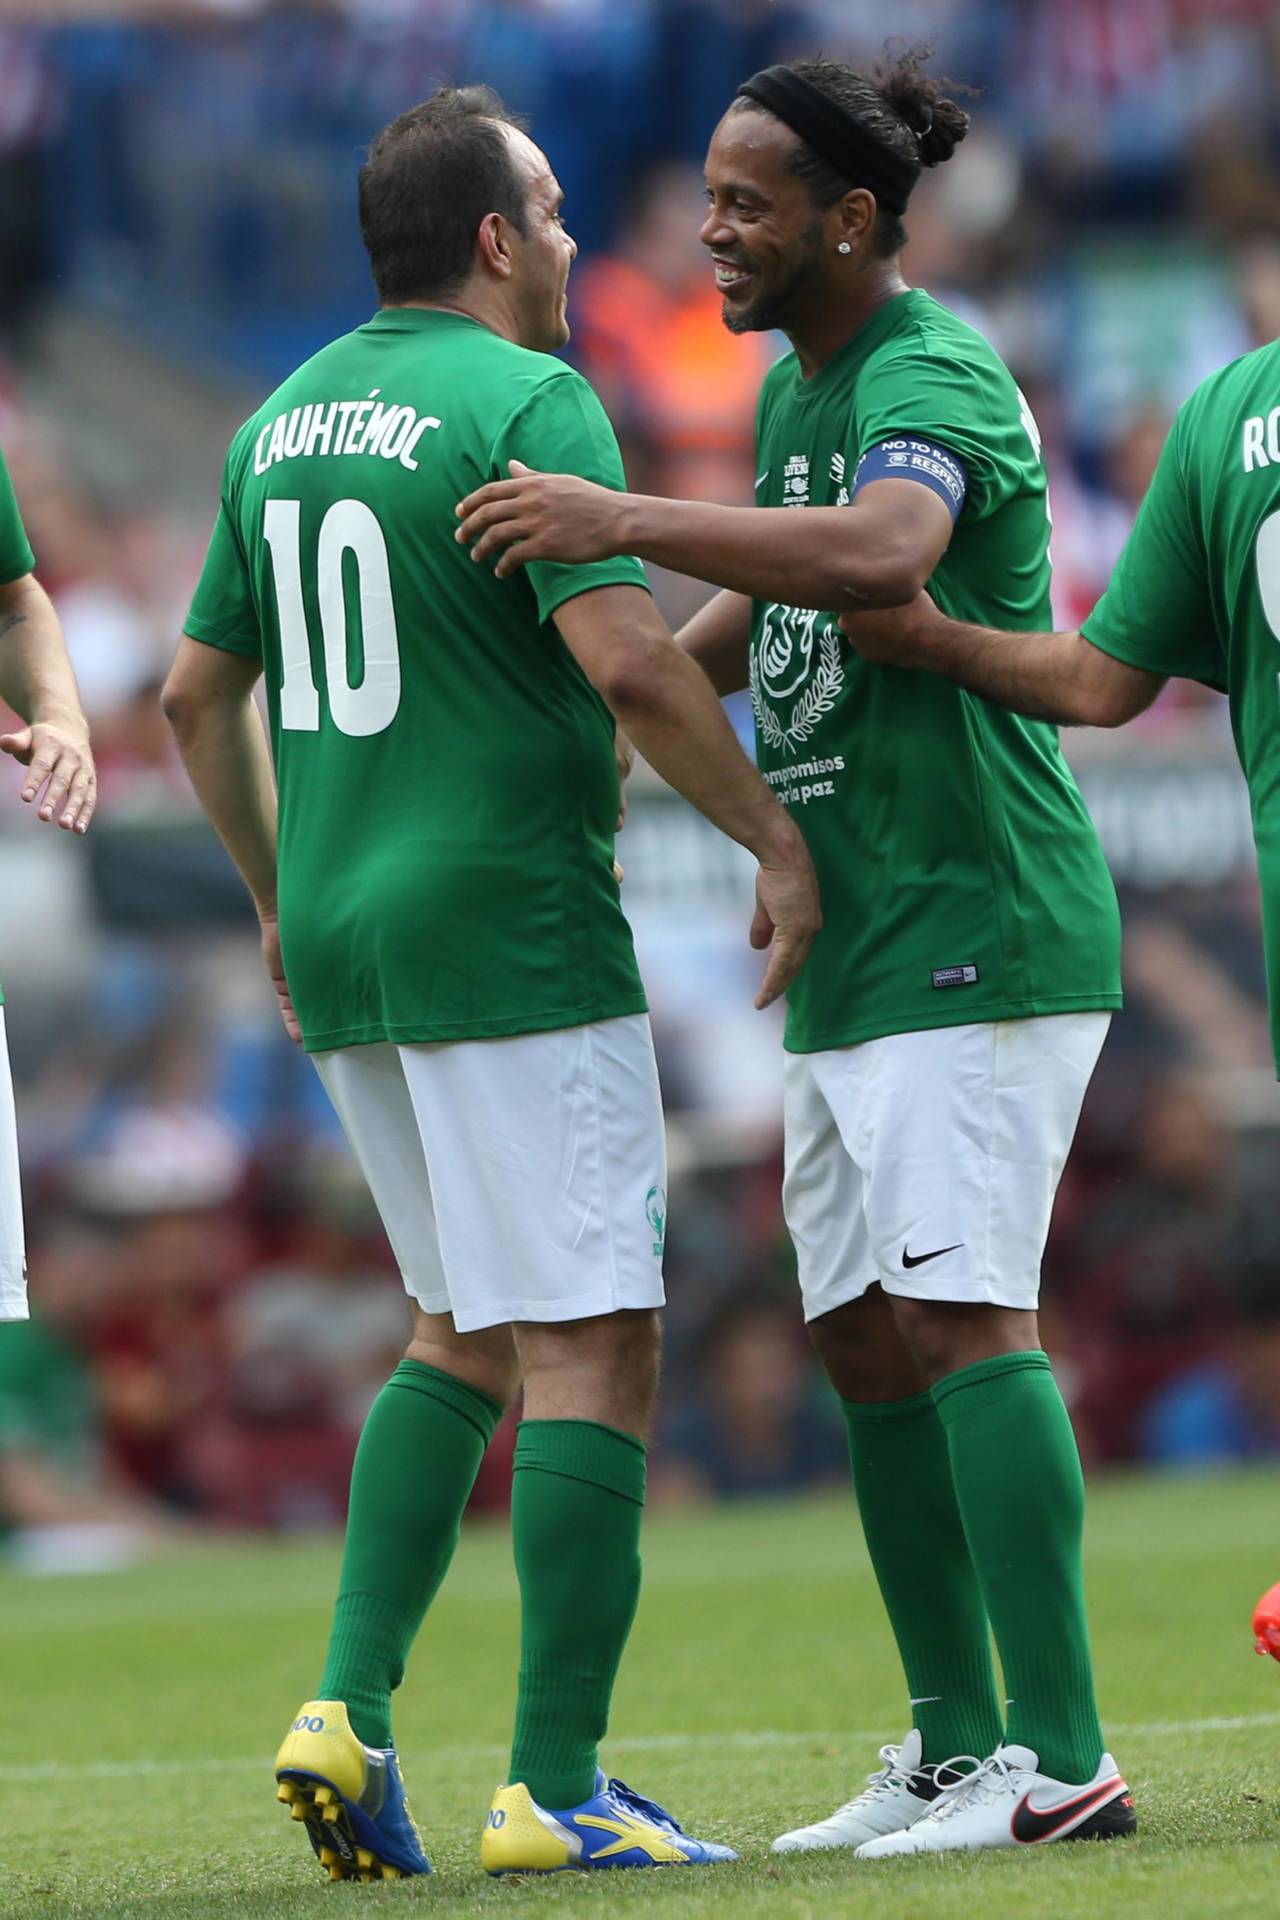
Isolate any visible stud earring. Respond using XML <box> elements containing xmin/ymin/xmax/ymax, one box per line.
<box><xmin>837</xmin><ymin>241</ymin><xmax>853</xmax><ymax>255</ymax></box>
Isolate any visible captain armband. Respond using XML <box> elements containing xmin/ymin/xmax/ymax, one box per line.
<box><xmin>851</xmin><ymin>438</ymin><xmax>968</xmax><ymax>521</ymax></box>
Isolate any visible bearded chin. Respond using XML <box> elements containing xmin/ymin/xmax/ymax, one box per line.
<box><xmin>720</xmin><ymin>238</ymin><xmax>823</xmax><ymax>337</ymax></box>
<box><xmin>722</xmin><ymin>299</ymin><xmax>772</xmax><ymax>335</ymax></box>
<box><xmin>721</xmin><ymin>284</ymin><xmax>794</xmax><ymax>334</ymax></box>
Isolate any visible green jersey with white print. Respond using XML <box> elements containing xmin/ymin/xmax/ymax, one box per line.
<box><xmin>750</xmin><ymin>288</ymin><xmax>1122</xmax><ymax>1053</ymax></box>
<box><xmin>186</xmin><ymin>308</ymin><xmax>649</xmax><ymax>1053</ymax></box>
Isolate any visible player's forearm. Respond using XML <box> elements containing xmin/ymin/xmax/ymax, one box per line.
<box><xmin>676</xmin><ymin>590</ymin><xmax>752</xmax><ymax>696</ymax></box>
<box><xmin>163</xmin><ymin>688</ymin><xmax>280</xmax><ymax>913</ymax></box>
<box><xmin>619</xmin><ymin>497</ymin><xmax>920</xmax><ymax>612</ymax></box>
<box><xmin>0</xmin><ymin>577</ymin><xmax>88</xmax><ymax>735</ymax></box>
<box><xmin>914</xmin><ymin>620</ymin><xmax>1090</xmax><ymax>721</ymax></box>
<box><xmin>606</xmin><ymin>647</ymin><xmax>798</xmax><ymax>865</ymax></box>
<box><xmin>906</xmin><ymin>616</ymin><xmax>1159</xmax><ymax>727</ymax></box>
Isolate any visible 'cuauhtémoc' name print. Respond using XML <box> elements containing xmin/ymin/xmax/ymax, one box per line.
<box><xmin>255</xmin><ymin>392</ymin><xmax>441</xmax><ymax>475</ymax></box>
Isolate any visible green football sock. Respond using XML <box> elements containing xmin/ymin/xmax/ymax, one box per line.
<box><xmin>318</xmin><ymin>1359</ymin><xmax>502</xmax><ymax>1748</ymax></box>
<box><xmin>933</xmin><ymin>1350</ymin><xmax>1105</xmax><ymax>1783</ymax></box>
<box><xmin>508</xmin><ymin>1418</ymin><xmax>647</xmax><ymax>1810</ymax></box>
<box><xmin>843</xmin><ymin>1391</ymin><xmax>1005</xmax><ymax>1764</ymax></box>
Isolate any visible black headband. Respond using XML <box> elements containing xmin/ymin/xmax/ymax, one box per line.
<box><xmin>736</xmin><ymin>65</ymin><xmax>921</xmax><ymax>216</ymax></box>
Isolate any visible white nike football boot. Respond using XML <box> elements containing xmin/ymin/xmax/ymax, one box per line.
<box><xmin>771</xmin><ymin>1731</ymin><xmax>954</xmax><ymax>1854</ymax></box>
<box><xmin>855</xmin><ymin>1744</ymin><xmax>1135</xmax><ymax>1857</ymax></box>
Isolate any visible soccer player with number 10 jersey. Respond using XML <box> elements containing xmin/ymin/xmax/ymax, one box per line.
<box><xmin>166</xmin><ymin>87</ymin><xmax>817</xmax><ymax>1881</ymax></box>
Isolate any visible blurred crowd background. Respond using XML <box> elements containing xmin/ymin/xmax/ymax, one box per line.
<box><xmin>2</xmin><ymin>0</ymin><xmax>1280</xmax><ymax>1567</ymax></box>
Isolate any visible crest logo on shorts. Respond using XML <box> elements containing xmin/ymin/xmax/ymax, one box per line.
<box><xmin>644</xmin><ymin>1186</ymin><xmax>667</xmax><ymax>1258</ymax></box>
<box><xmin>750</xmin><ymin>604</ymin><xmax>845</xmax><ymax>750</ymax></box>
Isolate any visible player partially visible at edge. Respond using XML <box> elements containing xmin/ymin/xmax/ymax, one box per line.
<box><xmin>0</xmin><ymin>443</ymin><xmax>96</xmax><ymax>1328</ymax></box>
<box><xmin>162</xmin><ymin>86</ymin><xmax>817</xmax><ymax>1883</ymax></box>
<box><xmin>457</xmin><ymin>49</ymin><xmax>1138</xmax><ymax>1859</ymax></box>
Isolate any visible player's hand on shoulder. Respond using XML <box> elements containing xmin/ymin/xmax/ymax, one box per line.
<box><xmin>751</xmin><ymin>821</ymin><xmax>822</xmax><ymax>1011</ymax></box>
<box><xmin>455</xmin><ymin>461</ymin><xmax>626</xmax><ymax>578</ymax></box>
<box><xmin>0</xmin><ymin>719</ymin><xmax>97</xmax><ymax>833</ymax></box>
<box><xmin>258</xmin><ymin>907</ymin><xmax>302</xmax><ymax>1046</ymax></box>
<box><xmin>838</xmin><ymin>590</ymin><xmax>943</xmax><ymax>667</ymax></box>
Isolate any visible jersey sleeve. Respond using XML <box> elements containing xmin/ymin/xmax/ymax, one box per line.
<box><xmin>1081</xmin><ymin>413</ymin><xmax>1225</xmax><ymax>691</ymax></box>
<box><xmin>852</xmin><ymin>347</ymin><xmax>1020</xmax><ymax>518</ymax></box>
<box><xmin>490</xmin><ymin>371</ymin><xmax>649</xmax><ymax>624</ymax></box>
<box><xmin>184</xmin><ymin>492</ymin><xmax>262</xmax><ymax>659</ymax></box>
<box><xmin>0</xmin><ymin>444</ymin><xmax>35</xmax><ymax>584</ymax></box>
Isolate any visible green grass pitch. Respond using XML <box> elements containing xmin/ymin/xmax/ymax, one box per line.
<box><xmin>4</xmin><ymin>1469</ymin><xmax>1278</xmax><ymax>1918</ymax></box>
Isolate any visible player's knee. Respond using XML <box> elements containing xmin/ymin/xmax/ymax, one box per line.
<box><xmin>890</xmin><ymin>1297</ymin><xmax>1037</xmax><ymax>1385</ymax></box>
<box><xmin>517</xmin><ymin>1307</ymin><xmax>661</xmax><ymax>1434</ymax></box>
<box><xmin>586</xmin><ymin>1305</ymin><xmax>663</xmax><ymax>1414</ymax></box>
<box><xmin>808</xmin><ymin>1291</ymin><xmax>920</xmax><ymax>1401</ymax></box>
<box><xmin>405</xmin><ymin>1322</ymin><xmax>520</xmax><ymax>1408</ymax></box>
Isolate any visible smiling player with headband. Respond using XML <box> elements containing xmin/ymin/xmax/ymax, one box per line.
<box><xmin>457</xmin><ymin>45</ymin><xmax>1137</xmax><ymax>1860</ymax></box>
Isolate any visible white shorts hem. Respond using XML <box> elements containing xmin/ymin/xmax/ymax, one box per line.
<box><xmin>800</xmin><ymin>1275</ymin><xmax>1040</xmax><ymax>1321</ymax></box>
<box><xmin>448</xmin><ymin>1280</ymin><xmax>666</xmax><ymax>1335</ymax></box>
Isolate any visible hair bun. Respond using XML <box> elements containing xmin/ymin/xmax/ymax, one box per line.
<box><xmin>875</xmin><ymin>44</ymin><xmax>971</xmax><ymax>169</ymax></box>
<box><xmin>901</xmin><ymin>100</ymin><xmax>933</xmax><ymax>142</ymax></box>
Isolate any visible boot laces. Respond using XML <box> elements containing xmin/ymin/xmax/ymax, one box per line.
<box><xmin>607</xmin><ymin>1778</ymin><xmax>684</xmax><ymax>1835</ymax></box>
<box><xmin>831</xmin><ymin>1744</ymin><xmax>916</xmax><ymax>1816</ymax></box>
<box><xmin>927</xmin><ymin>1751</ymin><xmax>1018</xmax><ymax>1822</ymax></box>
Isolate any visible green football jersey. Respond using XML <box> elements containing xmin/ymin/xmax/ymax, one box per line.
<box><xmin>186</xmin><ymin>308</ymin><xmax>649</xmax><ymax>1052</ymax></box>
<box><xmin>750</xmin><ymin>288</ymin><xmax>1122</xmax><ymax>1053</ymax></box>
<box><xmin>1082</xmin><ymin>337</ymin><xmax>1280</xmax><ymax>1073</ymax></box>
<box><xmin>0</xmin><ymin>444</ymin><xmax>34</xmax><ymax>585</ymax></box>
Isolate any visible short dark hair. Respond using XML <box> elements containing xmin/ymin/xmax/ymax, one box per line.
<box><xmin>732</xmin><ymin>47</ymin><xmax>970</xmax><ymax>256</ymax></box>
<box><xmin>359</xmin><ymin>85</ymin><xmax>531</xmax><ymax>304</ymax></box>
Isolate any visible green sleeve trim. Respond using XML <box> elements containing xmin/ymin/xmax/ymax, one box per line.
<box><xmin>1080</xmin><ymin>613</ymin><xmax>1227</xmax><ymax>694</ymax></box>
<box><xmin>183</xmin><ymin>616</ymin><xmax>262</xmax><ymax>659</ymax></box>
<box><xmin>536</xmin><ymin>563</ymin><xmax>651</xmax><ymax>626</ymax></box>
<box><xmin>0</xmin><ymin>547</ymin><xmax>34</xmax><ymax>586</ymax></box>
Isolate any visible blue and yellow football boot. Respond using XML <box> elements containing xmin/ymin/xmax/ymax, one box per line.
<box><xmin>274</xmin><ymin>1700</ymin><xmax>431</xmax><ymax>1882</ymax></box>
<box><xmin>480</xmin><ymin>1768</ymin><xmax>738</xmax><ymax>1874</ymax></box>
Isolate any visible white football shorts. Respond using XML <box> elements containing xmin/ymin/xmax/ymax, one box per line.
<box><xmin>313</xmin><ymin>1013</ymin><xmax>667</xmax><ymax>1333</ymax></box>
<box><xmin>783</xmin><ymin>1013</ymin><xmax>1110</xmax><ymax>1318</ymax></box>
<box><xmin>0</xmin><ymin>1008</ymin><xmax>27</xmax><ymax>1322</ymax></box>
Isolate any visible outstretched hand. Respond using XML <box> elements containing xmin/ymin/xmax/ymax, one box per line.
<box><xmin>1</xmin><ymin>720</ymin><xmax>97</xmax><ymax>833</ymax></box>
<box><xmin>455</xmin><ymin>461</ymin><xmax>628</xmax><ymax>578</ymax></box>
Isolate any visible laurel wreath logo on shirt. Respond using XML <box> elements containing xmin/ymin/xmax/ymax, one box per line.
<box><xmin>750</xmin><ymin>605</ymin><xmax>845</xmax><ymax>749</ymax></box>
